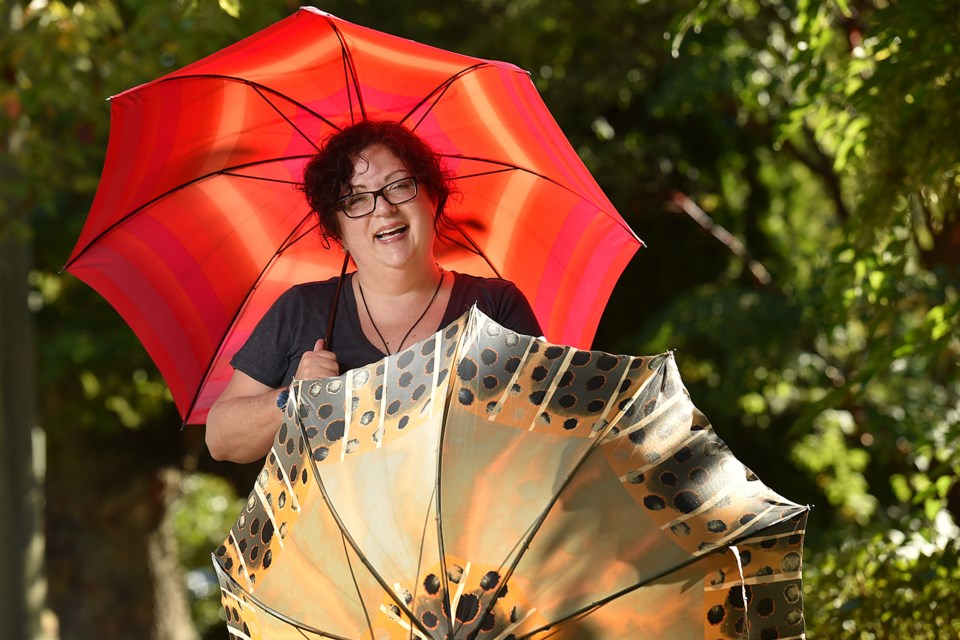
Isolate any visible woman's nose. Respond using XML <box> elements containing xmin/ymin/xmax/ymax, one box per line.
<box><xmin>371</xmin><ymin>194</ymin><xmax>398</xmax><ymax>216</ymax></box>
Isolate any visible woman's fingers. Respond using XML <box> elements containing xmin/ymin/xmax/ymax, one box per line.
<box><xmin>295</xmin><ymin>339</ymin><xmax>340</xmax><ymax>379</ymax></box>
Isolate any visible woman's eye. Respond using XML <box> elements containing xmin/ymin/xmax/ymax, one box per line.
<box><xmin>346</xmin><ymin>195</ymin><xmax>368</xmax><ymax>208</ymax></box>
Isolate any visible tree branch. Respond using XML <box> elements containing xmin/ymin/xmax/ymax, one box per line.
<box><xmin>671</xmin><ymin>192</ymin><xmax>776</xmax><ymax>290</ymax></box>
<box><xmin>779</xmin><ymin>124</ymin><xmax>851</xmax><ymax>223</ymax></box>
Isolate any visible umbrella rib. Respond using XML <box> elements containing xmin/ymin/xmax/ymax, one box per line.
<box><xmin>220</xmin><ymin>171</ymin><xmax>300</xmax><ymax>185</ymax></box>
<box><xmin>64</xmin><ymin>154</ymin><xmax>315</xmax><ymax>270</ymax></box>
<box><xmin>410</xmin><ymin>484</ymin><xmax>439</xmax><ymax>640</ymax></box>
<box><xmin>433</xmin><ymin>309</ymin><xmax>483</xmax><ymax>637</ymax></box>
<box><xmin>155</xmin><ymin>73</ymin><xmax>343</xmax><ymax>136</ymax></box>
<box><xmin>250</xmin><ymin>84</ymin><xmax>324</xmax><ymax>153</ymax></box>
<box><xmin>515</xmin><ymin>552</ymin><xmax>711</xmax><ymax>640</ymax></box>
<box><xmin>403</xmin><ymin>62</ymin><xmax>491</xmax><ymax>130</ymax></box>
<box><xmin>513</xmin><ymin>506</ymin><xmax>811</xmax><ymax>639</ymax></box>
<box><xmin>443</xmin><ymin>154</ymin><xmax>641</xmax><ymax>241</ymax></box>
<box><xmin>437</xmin><ymin>222</ymin><xmax>501</xmax><ymax>278</ymax></box>
<box><xmin>466</xmin><ymin>351</ymin><xmax>664</xmax><ymax>640</ymax></box>
<box><xmin>442</xmin><ymin>162</ymin><xmax>591</xmax><ymax>280</ymax></box>
<box><xmin>434</xmin><ymin>340</ymin><xmax>455</xmax><ymax>634</ymax></box>
<box><xmin>324</xmin><ymin>15</ymin><xmax>367</xmax><ymax>122</ymax></box>
<box><xmin>179</xmin><ymin>214</ymin><xmax>323</xmax><ymax>423</ymax></box>
<box><xmin>449</xmin><ymin>167</ymin><xmax>514</xmax><ymax>181</ymax></box>
<box><xmin>211</xmin><ymin>555</ymin><xmax>355</xmax><ymax>640</ymax></box>
<box><xmin>339</xmin><ymin>528</ymin><xmax>377</xmax><ymax>636</ymax></box>
<box><xmin>294</xmin><ymin>382</ymin><xmax>435</xmax><ymax>639</ymax></box>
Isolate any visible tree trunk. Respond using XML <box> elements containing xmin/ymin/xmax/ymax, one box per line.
<box><xmin>46</xmin><ymin>426</ymin><xmax>198</xmax><ymax>640</ymax></box>
<box><xmin>149</xmin><ymin>469</ymin><xmax>200</xmax><ymax>640</ymax></box>
<box><xmin>0</xmin><ymin>225</ymin><xmax>53</xmax><ymax>639</ymax></box>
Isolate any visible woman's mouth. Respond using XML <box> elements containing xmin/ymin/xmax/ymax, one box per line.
<box><xmin>374</xmin><ymin>224</ymin><xmax>408</xmax><ymax>241</ymax></box>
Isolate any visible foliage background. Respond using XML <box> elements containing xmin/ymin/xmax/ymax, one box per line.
<box><xmin>2</xmin><ymin>0</ymin><xmax>958</xmax><ymax>638</ymax></box>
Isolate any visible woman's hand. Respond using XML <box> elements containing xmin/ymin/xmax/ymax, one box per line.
<box><xmin>295</xmin><ymin>339</ymin><xmax>340</xmax><ymax>380</ymax></box>
<box><xmin>206</xmin><ymin>340</ymin><xmax>340</xmax><ymax>463</ymax></box>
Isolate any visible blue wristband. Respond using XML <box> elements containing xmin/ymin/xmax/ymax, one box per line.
<box><xmin>276</xmin><ymin>387</ymin><xmax>290</xmax><ymax>411</ymax></box>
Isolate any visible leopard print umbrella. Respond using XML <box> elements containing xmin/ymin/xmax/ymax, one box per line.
<box><xmin>213</xmin><ymin>306</ymin><xmax>809</xmax><ymax>639</ymax></box>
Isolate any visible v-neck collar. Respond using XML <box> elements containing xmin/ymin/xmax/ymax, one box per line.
<box><xmin>341</xmin><ymin>270</ymin><xmax>460</xmax><ymax>358</ymax></box>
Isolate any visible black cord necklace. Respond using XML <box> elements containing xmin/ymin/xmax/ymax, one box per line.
<box><xmin>357</xmin><ymin>270</ymin><xmax>445</xmax><ymax>355</ymax></box>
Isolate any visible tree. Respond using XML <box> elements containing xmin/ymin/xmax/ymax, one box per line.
<box><xmin>4</xmin><ymin>1</ymin><xmax>290</xmax><ymax>637</ymax></box>
<box><xmin>8</xmin><ymin>0</ymin><xmax>958</xmax><ymax>637</ymax></box>
<box><xmin>0</xmin><ymin>171</ymin><xmax>47</xmax><ymax>640</ymax></box>
<box><xmin>2</xmin><ymin>4</ymin><xmax>49</xmax><ymax>638</ymax></box>
<box><xmin>629</xmin><ymin>0</ymin><xmax>960</xmax><ymax>635</ymax></box>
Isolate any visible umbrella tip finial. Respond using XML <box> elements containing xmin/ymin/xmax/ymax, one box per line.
<box><xmin>301</xmin><ymin>6</ymin><xmax>332</xmax><ymax>18</ymax></box>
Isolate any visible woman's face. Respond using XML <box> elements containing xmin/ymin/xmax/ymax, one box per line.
<box><xmin>337</xmin><ymin>144</ymin><xmax>438</xmax><ymax>275</ymax></box>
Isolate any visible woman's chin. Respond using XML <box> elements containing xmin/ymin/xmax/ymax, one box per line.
<box><xmin>367</xmin><ymin>244</ymin><xmax>431</xmax><ymax>272</ymax></box>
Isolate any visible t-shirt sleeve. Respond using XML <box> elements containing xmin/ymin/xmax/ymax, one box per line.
<box><xmin>494</xmin><ymin>280</ymin><xmax>543</xmax><ymax>337</ymax></box>
<box><xmin>449</xmin><ymin>274</ymin><xmax>543</xmax><ymax>338</ymax></box>
<box><xmin>230</xmin><ymin>288</ymin><xmax>303</xmax><ymax>388</ymax></box>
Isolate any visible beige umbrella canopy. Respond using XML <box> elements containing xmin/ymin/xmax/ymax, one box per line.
<box><xmin>212</xmin><ymin>307</ymin><xmax>809</xmax><ymax>639</ymax></box>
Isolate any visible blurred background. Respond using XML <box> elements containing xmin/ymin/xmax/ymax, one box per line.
<box><xmin>2</xmin><ymin>0</ymin><xmax>958</xmax><ymax>638</ymax></box>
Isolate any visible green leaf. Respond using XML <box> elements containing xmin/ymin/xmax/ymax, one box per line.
<box><xmin>890</xmin><ymin>474</ymin><xmax>911</xmax><ymax>502</ymax></box>
<box><xmin>833</xmin><ymin>0</ymin><xmax>854</xmax><ymax>19</ymax></box>
<box><xmin>923</xmin><ymin>498</ymin><xmax>942</xmax><ymax>521</ymax></box>
<box><xmin>935</xmin><ymin>475</ymin><xmax>954</xmax><ymax>499</ymax></box>
<box><xmin>218</xmin><ymin>0</ymin><xmax>242</xmax><ymax>18</ymax></box>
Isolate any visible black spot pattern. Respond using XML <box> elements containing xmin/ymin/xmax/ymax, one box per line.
<box><xmin>212</xmin><ymin>309</ymin><xmax>809</xmax><ymax>640</ymax></box>
<box><xmin>458</xmin><ymin>358</ymin><xmax>478</xmax><ymax>381</ymax></box>
<box><xmin>424</xmin><ymin>574</ymin><xmax>441</xmax><ymax>595</ymax></box>
<box><xmin>455</xmin><ymin>593</ymin><xmax>480</xmax><ymax>622</ymax></box>
<box><xmin>480</xmin><ymin>571</ymin><xmax>500</xmax><ymax>590</ymax></box>
<box><xmin>422</xmin><ymin>611</ymin><xmax>439</xmax><ymax>629</ymax></box>
<box><xmin>707</xmin><ymin>604</ymin><xmax>725</xmax><ymax>624</ymax></box>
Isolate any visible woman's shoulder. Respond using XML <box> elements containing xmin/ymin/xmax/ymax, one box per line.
<box><xmin>450</xmin><ymin>271</ymin><xmax>520</xmax><ymax>293</ymax></box>
<box><xmin>446</xmin><ymin>271</ymin><xmax>529</xmax><ymax>314</ymax></box>
<box><xmin>279</xmin><ymin>276</ymin><xmax>346</xmax><ymax>302</ymax></box>
<box><xmin>446</xmin><ymin>271</ymin><xmax>541</xmax><ymax>336</ymax></box>
<box><xmin>257</xmin><ymin>277</ymin><xmax>347</xmax><ymax>321</ymax></box>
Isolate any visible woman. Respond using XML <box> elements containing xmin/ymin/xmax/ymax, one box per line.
<box><xmin>206</xmin><ymin>121</ymin><xmax>542</xmax><ymax>462</ymax></box>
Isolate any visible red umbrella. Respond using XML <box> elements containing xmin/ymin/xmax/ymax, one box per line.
<box><xmin>65</xmin><ymin>8</ymin><xmax>642</xmax><ymax>424</ymax></box>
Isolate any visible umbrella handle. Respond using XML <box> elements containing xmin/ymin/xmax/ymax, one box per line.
<box><xmin>324</xmin><ymin>253</ymin><xmax>351</xmax><ymax>348</ymax></box>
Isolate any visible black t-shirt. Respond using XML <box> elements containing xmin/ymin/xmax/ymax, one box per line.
<box><xmin>230</xmin><ymin>272</ymin><xmax>543</xmax><ymax>388</ymax></box>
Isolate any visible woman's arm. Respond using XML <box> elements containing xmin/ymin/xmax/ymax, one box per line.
<box><xmin>206</xmin><ymin>339</ymin><xmax>339</xmax><ymax>463</ymax></box>
<box><xmin>205</xmin><ymin>371</ymin><xmax>284</xmax><ymax>463</ymax></box>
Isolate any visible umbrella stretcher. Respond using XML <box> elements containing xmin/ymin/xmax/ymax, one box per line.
<box><xmin>212</xmin><ymin>307</ymin><xmax>809</xmax><ymax>639</ymax></box>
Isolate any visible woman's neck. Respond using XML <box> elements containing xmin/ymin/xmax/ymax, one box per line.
<box><xmin>353</xmin><ymin>259</ymin><xmax>442</xmax><ymax>298</ymax></box>
<box><xmin>351</xmin><ymin>259</ymin><xmax>451</xmax><ymax>355</ymax></box>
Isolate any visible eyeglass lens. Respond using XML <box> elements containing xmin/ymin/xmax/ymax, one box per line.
<box><xmin>340</xmin><ymin>177</ymin><xmax>418</xmax><ymax>217</ymax></box>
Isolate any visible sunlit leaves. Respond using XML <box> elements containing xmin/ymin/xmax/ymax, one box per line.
<box><xmin>3</xmin><ymin>2</ymin><xmax>286</xmax><ymax>630</ymax></box>
<box><xmin>216</xmin><ymin>0</ymin><xmax>241</xmax><ymax>19</ymax></box>
<box><xmin>792</xmin><ymin>409</ymin><xmax>876</xmax><ymax>522</ymax></box>
<box><xmin>636</xmin><ymin>3</ymin><xmax>958</xmax><ymax>636</ymax></box>
<box><xmin>169</xmin><ymin>472</ymin><xmax>245</xmax><ymax>634</ymax></box>
<box><xmin>804</xmin><ymin>516</ymin><xmax>960</xmax><ymax>636</ymax></box>
<box><xmin>9</xmin><ymin>0</ymin><xmax>959</xmax><ymax>636</ymax></box>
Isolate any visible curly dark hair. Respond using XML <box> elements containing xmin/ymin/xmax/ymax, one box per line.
<box><xmin>299</xmin><ymin>121</ymin><xmax>454</xmax><ymax>245</ymax></box>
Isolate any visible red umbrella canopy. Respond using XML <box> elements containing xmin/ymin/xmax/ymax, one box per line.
<box><xmin>65</xmin><ymin>7</ymin><xmax>642</xmax><ymax>424</ymax></box>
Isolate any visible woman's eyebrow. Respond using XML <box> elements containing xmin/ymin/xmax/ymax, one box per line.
<box><xmin>349</xmin><ymin>169</ymin><xmax>408</xmax><ymax>191</ymax></box>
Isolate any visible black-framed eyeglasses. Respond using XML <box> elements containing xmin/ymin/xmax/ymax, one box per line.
<box><xmin>337</xmin><ymin>176</ymin><xmax>419</xmax><ymax>218</ymax></box>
